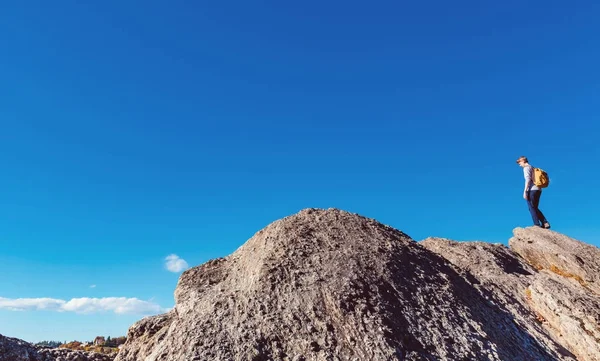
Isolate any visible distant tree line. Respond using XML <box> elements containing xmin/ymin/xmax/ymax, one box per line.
<box><xmin>36</xmin><ymin>336</ymin><xmax>126</xmax><ymax>352</ymax></box>
<box><xmin>104</xmin><ymin>336</ymin><xmax>126</xmax><ymax>347</ymax></box>
<box><xmin>35</xmin><ymin>341</ymin><xmax>63</xmax><ymax>348</ymax></box>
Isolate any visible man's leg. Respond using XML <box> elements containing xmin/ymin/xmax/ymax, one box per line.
<box><xmin>531</xmin><ymin>190</ymin><xmax>549</xmax><ymax>227</ymax></box>
<box><xmin>527</xmin><ymin>190</ymin><xmax>542</xmax><ymax>226</ymax></box>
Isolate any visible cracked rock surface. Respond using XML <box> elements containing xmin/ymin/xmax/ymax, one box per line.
<box><xmin>113</xmin><ymin>209</ymin><xmax>599</xmax><ymax>360</ymax></box>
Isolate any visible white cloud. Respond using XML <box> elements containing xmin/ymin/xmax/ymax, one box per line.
<box><xmin>89</xmin><ymin>285</ymin><xmax>96</xmax><ymax>288</ymax></box>
<box><xmin>165</xmin><ymin>254</ymin><xmax>189</xmax><ymax>273</ymax></box>
<box><xmin>62</xmin><ymin>297</ymin><xmax>162</xmax><ymax>314</ymax></box>
<box><xmin>0</xmin><ymin>297</ymin><xmax>163</xmax><ymax>315</ymax></box>
<box><xmin>0</xmin><ymin>297</ymin><xmax>64</xmax><ymax>312</ymax></box>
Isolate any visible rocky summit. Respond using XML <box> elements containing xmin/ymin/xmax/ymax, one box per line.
<box><xmin>112</xmin><ymin>208</ymin><xmax>599</xmax><ymax>361</ymax></box>
<box><xmin>5</xmin><ymin>208</ymin><xmax>599</xmax><ymax>361</ymax></box>
<box><xmin>0</xmin><ymin>334</ymin><xmax>114</xmax><ymax>361</ymax></box>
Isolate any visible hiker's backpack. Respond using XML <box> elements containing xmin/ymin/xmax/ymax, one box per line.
<box><xmin>534</xmin><ymin>168</ymin><xmax>549</xmax><ymax>188</ymax></box>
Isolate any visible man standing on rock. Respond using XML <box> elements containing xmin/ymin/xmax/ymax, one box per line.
<box><xmin>516</xmin><ymin>156</ymin><xmax>550</xmax><ymax>228</ymax></box>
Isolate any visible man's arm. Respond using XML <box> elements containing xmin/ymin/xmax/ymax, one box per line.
<box><xmin>523</xmin><ymin>167</ymin><xmax>532</xmax><ymax>200</ymax></box>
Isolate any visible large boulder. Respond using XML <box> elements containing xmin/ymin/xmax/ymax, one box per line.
<box><xmin>0</xmin><ymin>334</ymin><xmax>40</xmax><ymax>361</ymax></box>
<box><xmin>116</xmin><ymin>209</ymin><xmax>599</xmax><ymax>361</ymax></box>
<box><xmin>509</xmin><ymin>226</ymin><xmax>600</xmax><ymax>294</ymax></box>
<box><xmin>420</xmin><ymin>237</ymin><xmax>591</xmax><ymax>360</ymax></box>
<box><xmin>509</xmin><ymin>227</ymin><xmax>600</xmax><ymax>361</ymax></box>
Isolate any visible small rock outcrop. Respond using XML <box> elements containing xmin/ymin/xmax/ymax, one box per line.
<box><xmin>114</xmin><ymin>209</ymin><xmax>600</xmax><ymax>361</ymax></box>
<box><xmin>0</xmin><ymin>334</ymin><xmax>114</xmax><ymax>361</ymax></box>
<box><xmin>510</xmin><ymin>226</ymin><xmax>600</xmax><ymax>294</ymax></box>
<box><xmin>419</xmin><ymin>227</ymin><xmax>600</xmax><ymax>361</ymax></box>
<box><xmin>0</xmin><ymin>334</ymin><xmax>39</xmax><ymax>361</ymax></box>
<box><xmin>510</xmin><ymin>227</ymin><xmax>600</xmax><ymax>361</ymax></box>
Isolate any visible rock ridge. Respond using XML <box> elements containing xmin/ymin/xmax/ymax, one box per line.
<box><xmin>114</xmin><ymin>208</ymin><xmax>600</xmax><ymax>360</ymax></box>
<box><xmin>5</xmin><ymin>208</ymin><xmax>598</xmax><ymax>361</ymax></box>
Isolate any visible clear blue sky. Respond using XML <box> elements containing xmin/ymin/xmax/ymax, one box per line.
<box><xmin>1</xmin><ymin>0</ymin><xmax>598</xmax><ymax>343</ymax></box>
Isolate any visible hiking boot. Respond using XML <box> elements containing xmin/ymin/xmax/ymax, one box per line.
<box><xmin>543</xmin><ymin>222</ymin><xmax>551</xmax><ymax>229</ymax></box>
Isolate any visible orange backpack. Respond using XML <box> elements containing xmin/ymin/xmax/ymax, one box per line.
<box><xmin>534</xmin><ymin>168</ymin><xmax>549</xmax><ymax>188</ymax></box>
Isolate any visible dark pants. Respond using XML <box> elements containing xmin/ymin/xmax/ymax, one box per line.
<box><xmin>527</xmin><ymin>189</ymin><xmax>547</xmax><ymax>226</ymax></box>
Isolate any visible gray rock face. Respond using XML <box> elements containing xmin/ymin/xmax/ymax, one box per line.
<box><xmin>0</xmin><ymin>334</ymin><xmax>39</xmax><ymax>361</ymax></box>
<box><xmin>115</xmin><ymin>209</ymin><xmax>600</xmax><ymax>361</ymax></box>
<box><xmin>0</xmin><ymin>334</ymin><xmax>114</xmax><ymax>361</ymax></box>
<box><xmin>419</xmin><ymin>238</ymin><xmax>579</xmax><ymax>360</ymax></box>
<box><xmin>509</xmin><ymin>226</ymin><xmax>600</xmax><ymax>294</ymax></box>
<box><xmin>39</xmin><ymin>348</ymin><xmax>115</xmax><ymax>361</ymax></box>
<box><xmin>509</xmin><ymin>227</ymin><xmax>600</xmax><ymax>361</ymax></box>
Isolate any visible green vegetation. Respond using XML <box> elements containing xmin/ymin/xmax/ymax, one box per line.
<box><xmin>35</xmin><ymin>340</ymin><xmax>63</xmax><ymax>348</ymax></box>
